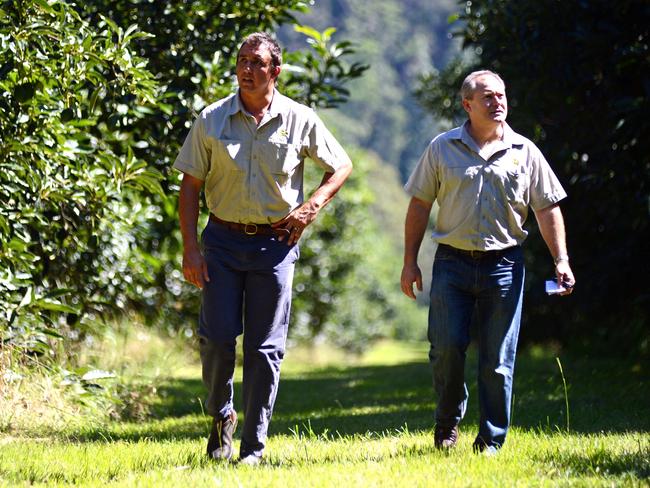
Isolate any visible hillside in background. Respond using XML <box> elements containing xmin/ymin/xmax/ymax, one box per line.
<box><xmin>278</xmin><ymin>0</ymin><xmax>459</xmax><ymax>299</ymax></box>
<box><xmin>279</xmin><ymin>0</ymin><xmax>462</xmax><ymax>180</ymax></box>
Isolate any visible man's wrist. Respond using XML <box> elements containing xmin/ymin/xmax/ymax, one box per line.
<box><xmin>403</xmin><ymin>256</ymin><xmax>419</xmax><ymax>267</ymax></box>
<box><xmin>183</xmin><ymin>240</ymin><xmax>201</xmax><ymax>254</ymax></box>
<box><xmin>554</xmin><ymin>254</ymin><xmax>569</xmax><ymax>266</ymax></box>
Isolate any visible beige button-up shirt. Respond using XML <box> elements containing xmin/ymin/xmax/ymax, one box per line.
<box><xmin>173</xmin><ymin>90</ymin><xmax>351</xmax><ymax>223</ymax></box>
<box><xmin>405</xmin><ymin>122</ymin><xmax>567</xmax><ymax>251</ymax></box>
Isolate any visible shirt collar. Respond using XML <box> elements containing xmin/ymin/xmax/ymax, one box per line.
<box><xmin>500</xmin><ymin>122</ymin><xmax>526</xmax><ymax>147</ymax></box>
<box><xmin>456</xmin><ymin>120</ymin><xmax>525</xmax><ymax>151</ymax></box>
<box><xmin>225</xmin><ymin>92</ymin><xmax>244</xmax><ymax>116</ymax></box>
<box><xmin>267</xmin><ymin>89</ymin><xmax>291</xmax><ymax>120</ymax></box>
<box><xmin>229</xmin><ymin>88</ymin><xmax>288</xmax><ymax>121</ymax></box>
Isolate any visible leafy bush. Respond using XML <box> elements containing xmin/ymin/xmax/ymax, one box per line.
<box><xmin>2</xmin><ymin>0</ymin><xmax>381</xmax><ymax>366</ymax></box>
<box><xmin>290</xmin><ymin>148</ymin><xmax>396</xmax><ymax>352</ymax></box>
<box><xmin>1</xmin><ymin>0</ymin><xmax>162</xmax><ymax>355</ymax></box>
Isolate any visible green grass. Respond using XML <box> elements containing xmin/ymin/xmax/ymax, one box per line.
<box><xmin>1</xmin><ymin>340</ymin><xmax>648</xmax><ymax>487</ymax></box>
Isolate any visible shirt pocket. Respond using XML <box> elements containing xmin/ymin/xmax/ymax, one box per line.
<box><xmin>213</xmin><ymin>139</ymin><xmax>246</xmax><ymax>172</ymax></box>
<box><xmin>260</xmin><ymin>141</ymin><xmax>302</xmax><ymax>173</ymax></box>
<box><xmin>259</xmin><ymin>141</ymin><xmax>302</xmax><ymax>188</ymax></box>
<box><xmin>500</xmin><ymin>167</ymin><xmax>527</xmax><ymax>203</ymax></box>
<box><xmin>442</xmin><ymin>164</ymin><xmax>480</xmax><ymax>195</ymax></box>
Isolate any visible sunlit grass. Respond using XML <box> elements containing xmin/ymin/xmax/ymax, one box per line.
<box><xmin>1</xmin><ymin>428</ymin><xmax>646</xmax><ymax>487</ymax></box>
<box><xmin>1</xmin><ymin>332</ymin><xmax>648</xmax><ymax>487</ymax></box>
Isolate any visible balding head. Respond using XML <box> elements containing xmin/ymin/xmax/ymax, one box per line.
<box><xmin>461</xmin><ymin>70</ymin><xmax>505</xmax><ymax>100</ymax></box>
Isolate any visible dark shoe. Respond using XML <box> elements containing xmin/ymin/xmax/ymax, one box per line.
<box><xmin>434</xmin><ymin>424</ymin><xmax>459</xmax><ymax>449</ymax></box>
<box><xmin>207</xmin><ymin>411</ymin><xmax>238</xmax><ymax>460</ymax></box>
<box><xmin>472</xmin><ymin>438</ymin><xmax>499</xmax><ymax>456</ymax></box>
<box><xmin>238</xmin><ymin>453</ymin><xmax>262</xmax><ymax>466</ymax></box>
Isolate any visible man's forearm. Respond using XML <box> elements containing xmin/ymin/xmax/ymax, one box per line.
<box><xmin>534</xmin><ymin>203</ymin><xmax>568</xmax><ymax>261</ymax></box>
<box><xmin>179</xmin><ymin>176</ymin><xmax>202</xmax><ymax>252</ymax></box>
<box><xmin>306</xmin><ymin>161</ymin><xmax>353</xmax><ymax>211</ymax></box>
<box><xmin>404</xmin><ymin>197</ymin><xmax>433</xmax><ymax>266</ymax></box>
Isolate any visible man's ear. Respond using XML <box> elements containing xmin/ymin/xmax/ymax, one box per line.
<box><xmin>462</xmin><ymin>98</ymin><xmax>471</xmax><ymax>114</ymax></box>
<box><xmin>271</xmin><ymin>65</ymin><xmax>282</xmax><ymax>80</ymax></box>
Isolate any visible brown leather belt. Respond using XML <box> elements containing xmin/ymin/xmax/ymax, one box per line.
<box><xmin>209</xmin><ymin>214</ymin><xmax>288</xmax><ymax>236</ymax></box>
<box><xmin>437</xmin><ymin>243</ymin><xmax>518</xmax><ymax>259</ymax></box>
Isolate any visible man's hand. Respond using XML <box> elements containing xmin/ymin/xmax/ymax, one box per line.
<box><xmin>401</xmin><ymin>263</ymin><xmax>423</xmax><ymax>300</ymax></box>
<box><xmin>555</xmin><ymin>260</ymin><xmax>575</xmax><ymax>296</ymax></box>
<box><xmin>401</xmin><ymin>197</ymin><xmax>433</xmax><ymax>300</ymax></box>
<box><xmin>271</xmin><ymin>202</ymin><xmax>318</xmax><ymax>246</ymax></box>
<box><xmin>182</xmin><ymin>247</ymin><xmax>210</xmax><ymax>289</ymax></box>
<box><xmin>272</xmin><ymin>165</ymin><xmax>352</xmax><ymax>246</ymax></box>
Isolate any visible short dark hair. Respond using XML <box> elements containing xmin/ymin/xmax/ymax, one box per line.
<box><xmin>239</xmin><ymin>32</ymin><xmax>282</xmax><ymax>69</ymax></box>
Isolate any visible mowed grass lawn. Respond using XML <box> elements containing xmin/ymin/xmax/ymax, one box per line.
<box><xmin>1</xmin><ymin>341</ymin><xmax>648</xmax><ymax>487</ymax></box>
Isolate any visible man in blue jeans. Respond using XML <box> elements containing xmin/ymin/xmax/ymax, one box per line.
<box><xmin>400</xmin><ymin>70</ymin><xmax>575</xmax><ymax>454</ymax></box>
<box><xmin>174</xmin><ymin>32</ymin><xmax>352</xmax><ymax>465</ymax></box>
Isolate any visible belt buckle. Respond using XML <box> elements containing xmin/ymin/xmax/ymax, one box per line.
<box><xmin>244</xmin><ymin>223</ymin><xmax>258</xmax><ymax>235</ymax></box>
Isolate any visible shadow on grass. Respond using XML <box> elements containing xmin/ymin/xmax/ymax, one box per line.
<box><xmin>535</xmin><ymin>443</ymin><xmax>650</xmax><ymax>479</ymax></box>
<box><xmin>70</xmin><ymin>349</ymin><xmax>648</xmax><ymax>443</ymax></box>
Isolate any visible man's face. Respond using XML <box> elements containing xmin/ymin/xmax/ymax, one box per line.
<box><xmin>462</xmin><ymin>75</ymin><xmax>508</xmax><ymax>125</ymax></box>
<box><xmin>236</xmin><ymin>42</ymin><xmax>280</xmax><ymax>97</ymax></box>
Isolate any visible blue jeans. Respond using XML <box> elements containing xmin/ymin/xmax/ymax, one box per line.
<box><xmin>199</xmin><ymin>220</ymin><xmax>299</xmax><ymax>458</ymax></box>
<box><xmin>428</xmin><ymin>244</ymin><xmax>524</xmax><ymax>448</ymax></box>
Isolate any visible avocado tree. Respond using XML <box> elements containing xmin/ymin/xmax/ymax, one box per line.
<box><xmin>1</xmin><ymin>0</ymin><xmax>162</xmax><ymax>354</ymax></box>
<box><xmin>2</xmin><ymin>0</ymin><xmax>378</xmax><ymax>360</ymax></box>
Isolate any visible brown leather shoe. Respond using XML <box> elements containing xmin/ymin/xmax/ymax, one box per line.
<box><xmin>207</xmin><ymin>411</ymin><xmax>238</xmax><ymax>460</ymax></box>
<box><xmin>434</xmin><ymin>424</ymin><xmax>459</xmax><ymax>449</ymax></box>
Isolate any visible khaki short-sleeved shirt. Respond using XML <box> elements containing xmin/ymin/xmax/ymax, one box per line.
<box><xmin>173</xmin><ymin>90</ymin><xmax>351</xmax><ymax>224</ymax></box>
<box><xmin>405</xmin><ymin>122</ymin><xmax>567</xmax><ymax>251</ymax></box>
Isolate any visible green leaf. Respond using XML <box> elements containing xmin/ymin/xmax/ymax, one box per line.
<box><xmin>34</xmin><ymin>298</ymin><xmax>80</xmax><ymax>314</ymax></box>
<box><xmin>322</xmin><ymin>27</ymin><xmax>337</xmax><ymax>41</ymax></box>
<box><xmin>294</xmin><ymin>25</ymin><xmax>322</xmax><ymax>41</ymax></box>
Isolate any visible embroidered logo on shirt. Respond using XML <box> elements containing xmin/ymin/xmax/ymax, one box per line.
<box><xmin>512</xmin><ymin>157</ymin><xmax>520</xmax><ymax>167</ymax></box>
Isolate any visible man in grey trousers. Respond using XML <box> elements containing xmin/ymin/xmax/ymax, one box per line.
<box><xmin>174</xmin><ymin>32</ymin><xmax>352</xmax><ymax>465</ymax></box>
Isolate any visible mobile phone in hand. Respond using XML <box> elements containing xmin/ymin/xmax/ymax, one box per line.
<box><xmin>545</xmin><ymin>279</ymin><xmax>566</xmax><ymax>295</ymax></box>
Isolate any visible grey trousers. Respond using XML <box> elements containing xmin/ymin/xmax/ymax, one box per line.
<box><xmin>199</xmin><ymin>221</ymin><xmax>298</xmax><ymax>457</ymax></box>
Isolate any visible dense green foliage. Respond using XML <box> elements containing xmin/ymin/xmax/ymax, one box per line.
<box><xmin>6</xmin><ymin>0</ymin><xmax>644</xmax><ymax>364</ymax></box>
<box><xmin>1</xmin><ymin>0</ymin><xmax>163</xmax><ymax>354</ymax></box>
<box><xmin>415</xmin><ymin>0</ymin><xmax>650</xmax><ymax>354</ymax></box>
<box><xmin>1</xmin><ymin>0</ymin><xmax>385</xmax><ymax>360</ymax></box>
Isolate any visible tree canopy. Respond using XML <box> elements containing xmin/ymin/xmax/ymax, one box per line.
<box><xmin>1</xmin><ymin>0</ymin><xmax>383</xmax><ymax>358</ymax></box>
<box><xmin>415</xmin><ymin>0</ymin><xmax>650</xmax><ymax>355</ymax></box>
